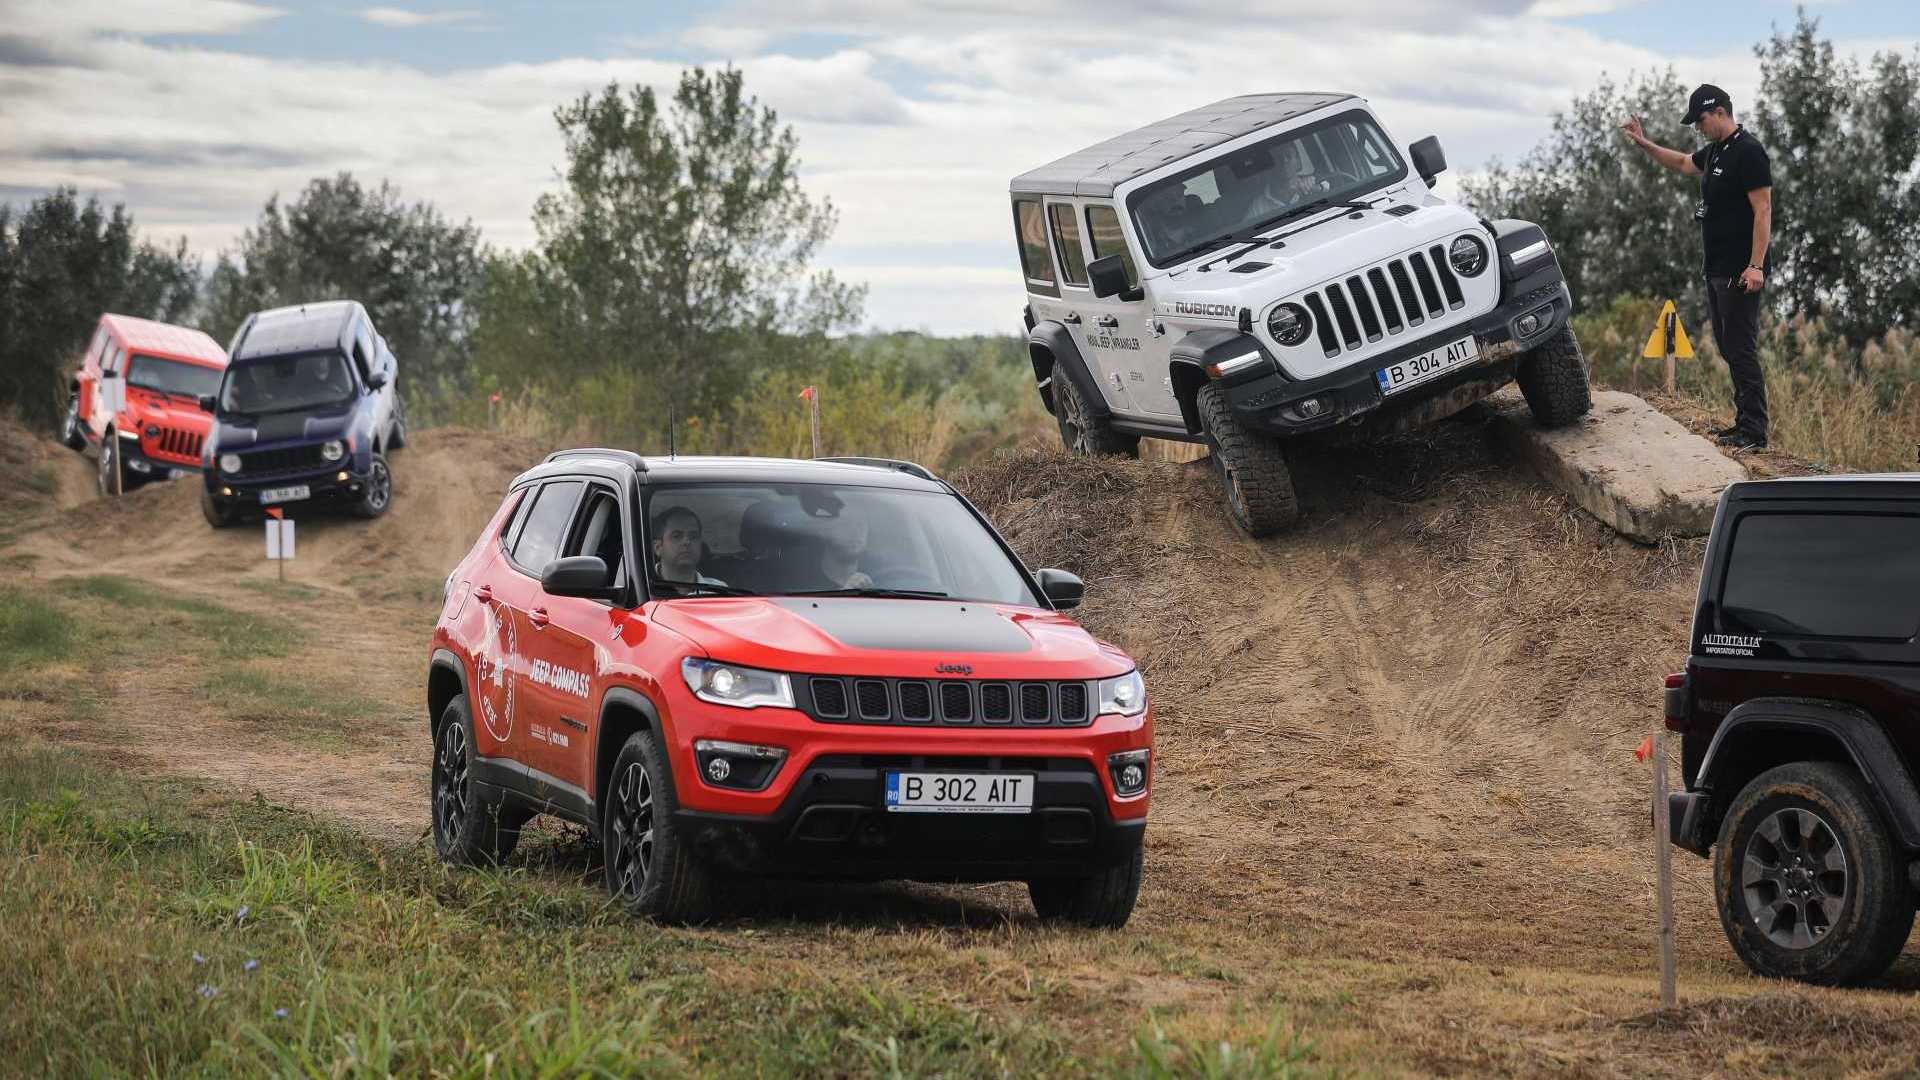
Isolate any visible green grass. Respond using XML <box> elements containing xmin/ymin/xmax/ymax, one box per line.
<box><xmin>198</xmin><ymin>669</ymin><xmax>387</xmax><ymax>750</ymax></box>
<box><xmin>0</xmin><ymin>746</ymin><xmax>1330</xmax><ymax>1077</ymax></box>
<box><xmin>235</xmin><ymin>579</ymin><xmax>325</xmax><ymax>603</ymax></box>
<box><xmin>0</xmin><ymin>587</ymin><xmax>74</xmax><ymax>676</ymax></box>
<box><xmin>54</xmin><ymin>575</ymin><xmax>297</xmax><ymax>660</ymax></box>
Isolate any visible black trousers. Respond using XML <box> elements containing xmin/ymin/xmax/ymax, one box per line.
<box><xmin>1704</xmin><ymin>277</ymin><xmax>1768</xmax><ymax>440</ymax></box>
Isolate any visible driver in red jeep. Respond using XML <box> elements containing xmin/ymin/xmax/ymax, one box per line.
<box><xmin>427</xmin><ymin>451</ymin><xmax>1153</xmax><ymax>926</ymax></box>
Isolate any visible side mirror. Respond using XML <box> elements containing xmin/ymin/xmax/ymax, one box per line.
<box><xmin>197</xmin><ymin>394</ymin><xmax>218</xmax><ymax>414</ymax></box>
<box><xmin>1410</xmin><ymin>135</ymin><xmax>1447</xmax><ymax>187</ymax></box>
<box><xmin>367</xmin><ymin>369</ymin><xmax>389</xmax><ymax>390</ymax></box>
<box><xmin>1086</xmin><ymin>255</ymin><xmax>1136</xmax><ymax>300</ymax></box>
<box><xmin>1036</xmin><ymin>568</ymin><xmax>1084</xmax><ymax>610</ymax></box>
<box><xmin>541</xmin><ymin>555</ymin><xmax>618</xmax><ymax>599</ymax></box>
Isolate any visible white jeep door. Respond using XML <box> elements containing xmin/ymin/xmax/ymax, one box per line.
<box><xmin>1077</xmin><ymin>203</ymin><xmax>1180</xmax><ymax>419</ymax></box>
<box><xmin>1019</xmin><ymin>195</ymin><xmax>1135</xmax><ymax>416</ymax></box>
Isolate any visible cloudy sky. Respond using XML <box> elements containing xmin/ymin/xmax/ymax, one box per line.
<box><xmin>2</xmin><ymin>0</ymin><xmax>1913</xmax><ymax>334</ymax></box>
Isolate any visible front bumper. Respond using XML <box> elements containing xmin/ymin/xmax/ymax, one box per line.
<box><xmin>205</xmin><ymin>463</ymin><xmax>370</xmax><ymax>509</ymax></box>
<box><xmin>676</xmin><ymin>753</ymin><xmax>1145</xmax><ymax>882</ymax></box>
<box><xmin>1212</xmin><ymin>280</ymin><xmax>1572</xmax><ymax>439</ymax></box>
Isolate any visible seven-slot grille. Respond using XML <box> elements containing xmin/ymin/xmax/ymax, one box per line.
<box><xmin>150</xmin><ymin>427</ymin><xmax>204</xmax><ymax>460</ymax></box>
<box><xmin>805</xmin><ymin>675</ymin><xmax>1095</xmax><ymax>727</ymax></box>
<box><xmin>1299</xmin><ymin>245</ymin><xmax>1467</xmax><ymax>359</ymax></box>
<box><xmin>236</xmin><ymin>444</ymin><xmax>328</xmax><ymax>476</ymax></box>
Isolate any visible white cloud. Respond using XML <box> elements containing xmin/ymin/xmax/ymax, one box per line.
<box><xmin>7</xmin><ymin>0</ymin><xmax>283</xmax><ymax>37</ymax></box>
<box><xmin>358</xmin><ymin>7</ymin><xmax>484</xmax><ymax>29</ymax></box>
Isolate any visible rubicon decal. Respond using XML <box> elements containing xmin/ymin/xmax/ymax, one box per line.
<box><xmin>1173</xmin><ymin>301</ymin><xmax>1238</xmax><ymax>318</ymax></box>
<box><xmin>529</xmin><ymin>659</ymin><xmax>591</xmax><ymax>697</ymax></box>
<box><xmin>1701</xmin><ymin>633</ymin><xmax>1763</xmax><ymax>657</ymax></box>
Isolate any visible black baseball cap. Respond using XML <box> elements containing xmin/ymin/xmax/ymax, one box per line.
<box><xmin>1681</xmin><ymin>84</ymin><xmax>1730</xmax><ymax>125</ymax></box>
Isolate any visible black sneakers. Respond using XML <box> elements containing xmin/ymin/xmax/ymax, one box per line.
<box><xmin>1715</xmin><ymin>430</ymin><xmax>1768</xmax><ymax>450</ymax></box>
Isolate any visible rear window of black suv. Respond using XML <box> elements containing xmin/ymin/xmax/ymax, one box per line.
<box><xmin>1719</xmin><ymin>512</ymin><xmax>1920</xmax><ymax>639</ymax></box>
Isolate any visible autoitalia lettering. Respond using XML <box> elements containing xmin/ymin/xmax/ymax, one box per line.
<box><xmin>1701</xmin><ymin>633</ymin><xmax>1762</xmax><ymax>656</ymax></box>
<box><xmin>1173</xmin><ymin>302</ymin><xmax>1236</xmax><ymax>318</ymax></box>
<box><xmin>529</xmin><ymin>659</ymin><xmax>591</xmax><ymax>697</ymax></box>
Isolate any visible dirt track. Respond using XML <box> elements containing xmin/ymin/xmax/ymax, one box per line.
<box><xmin>5</xmin><ymin>413</ymin><xmax>1918</xmax><ymax>1074</ymax></box>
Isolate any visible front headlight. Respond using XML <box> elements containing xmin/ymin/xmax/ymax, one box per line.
<box><xmin>1449</xmin><ymin>235</ymin><xmax>1488</xmax><ymax>277</ymax></box>
<box><xmin>1097</xmin><ymin>670</ymin><xmax>1147</xmax><ymax>716</ymax></box>
<box><xmin>321</xmin><ymin>439</ymin><xmax>345</xmax><ymax>462</ymax></box>
<box><xmin>681</xmin><ymin>658</ymin><xmax>795</xmax><ymax>710</ymax></box>
<box><xmin>1266</xmin><ymin>303</ymin><xmax>1312</xmax><ymax>347</ymax></box>
<box><xmin>219</xmin><ymin>453</ymin><xmax>242</xmax><ymax>474</ymax></box>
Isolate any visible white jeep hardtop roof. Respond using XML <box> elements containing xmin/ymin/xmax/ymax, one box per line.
<box><xmin>1010</xmin><ymin>92</ymin><xmax>1358</xmax><ymax>199</ymax></box>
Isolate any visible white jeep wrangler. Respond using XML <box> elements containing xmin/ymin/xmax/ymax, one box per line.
<box><xmin>1010</xmin><ymin>92</ymin><xmax>1590</xmax><ymax>535</ymax></box>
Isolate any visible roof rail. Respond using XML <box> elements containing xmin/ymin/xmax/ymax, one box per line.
<box><xmin>815</xmin><ymin>456</ymin><xmax>939</xmax><ymax>482</ymax></box>
<box><xmin>542</xmin><ymin>447</ymin><xmax>647</xmax><ymax>471</ymax></box>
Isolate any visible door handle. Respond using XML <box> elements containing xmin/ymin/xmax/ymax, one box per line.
<box><xmin>474</xmin><ymin>584</ymin><xmax>493</xmax><ymax>604</ymax></box>
<box><xmin>1096</xmin><ymin>314</ymin><xmax>1119</xmax><ymax>328</ymax></box>
<box><xmin>1062</xmin><ymin>312</ymin><xmax>1082</xmax><ymax>324</ymax></box>
<box><xmin>529</xmin><ymin>607</ymin><xmax>550</xmax><ymax>628</ymax></box>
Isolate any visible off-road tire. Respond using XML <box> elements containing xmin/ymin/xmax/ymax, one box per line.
<box><xmin>389</xmin><ymin>396</ymin><xmax>409</xmax><ymax>451</ymax></box>
<box><xmin>96</xmin><ymin>431</ymin><xmax>124</xmax><ymax>497</ymax></box>
<box><xmin>431</xmin><ymin>695</ymin><xmax>526</xmax><ymax>866</ymax></box>
<box><xmin>602</xmin><ymin>729</ymin><xmax>715</xmax><ymax>923</ymax></box>
<box><xmin>200</xmin><ymin>489</ymin><xmax>242</xmax><ymax>529</ymax></box>
<box><xmin>1197</xmin><ymin>382</ymin><xmax>1298</xmax><ymax>536</ymax></box>
<box><xmin>1714</xmin><ymin>761</ymin><xmax>1914</xmax><ymax>985</ymax></box>
<box><xmin>1054</xmin><ymin>369</ymin><xmax>1139</xmax><ymax>458</ymax></box>
<box><xmin>1515</xmin><ymin>326</ymin><xmax>1592</xmax><ymax>428</ymax></box>
<box><xmin>1029</xmin><ymin>845</ymin><xmax>1144</xmax><ymax>928</ymax></box>
<box><xmin>350</xmin><ymin>452</ymin><xmax>393</xmax><ymax>519</ymax></box>
<box><xmin>60</xmin><ymin>393</ymin><xmax>85</xmax><ymax>450</ymax></box>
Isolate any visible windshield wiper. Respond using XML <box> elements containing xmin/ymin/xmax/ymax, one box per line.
<box><xmin>783</xmin><ymin>587</ymin><xmax>952</xmax><ymax>600</ymax></box>
<box><xmin>651</xmin><ymin>580</ymin><xmax>758</xmax><ymax>597</ymax></box>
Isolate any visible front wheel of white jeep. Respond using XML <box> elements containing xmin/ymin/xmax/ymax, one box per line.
<box><xmin>1054</xmin><ymin>370</ymin><xmax>1139</xmax><ymax>458</ymax></box>
<box><xmin>1197</xmin><ymin>383</ymin><xmax>1298</xmax><ymax>537</ymax></box>
<box><xmin>1516</xmin><ymin>326</ymin><xmax>1592</xmax><ymax>428</ymax></box>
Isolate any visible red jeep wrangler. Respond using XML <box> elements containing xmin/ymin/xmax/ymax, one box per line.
<box><xmin>59</xmin><ymin>313</ymin><xmax>228</xmax><ymax>496</ymax></box>
<box><xmin>427</xmin><ymin>451</ymin><xmax>1152</xmax><ymax>925</ymax></box>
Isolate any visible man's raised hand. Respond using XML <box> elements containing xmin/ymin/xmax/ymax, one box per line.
<box><xmin>1620</xmin><ymin>115</ymin><xmax>1646</xmax><ymax>143</ymax></box>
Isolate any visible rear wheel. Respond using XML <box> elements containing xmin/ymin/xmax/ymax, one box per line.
<box><xmin>1029</xmin><ymin>845</ymin><xmax>1144</xmax><ymax>928</ymax></box>
<box><xmin>350</xmin><ymin>452</ymin><xmax>392</xmax><ymax>519</ymax></box>
<box><xmin>96</xmin><ymin>432</ymin><xmax>124</xmax><ymax>497</ymax></box>
<box><xmin>59</xmin><ymin>393</ymin><xmax>85</xmax><ymax>450</ymax></box>
<box><xmin>602</xmin><ymin>729</ymin><xmax>715</xmax><ymax>923</ymax></box>
<box><xmin>1054</xmin><ymin>369</ymin><xmax>1139</xmax><ymax>458</ymax></box>
<box><xmin>1714</xmin><ymin>761</ymin><xmax>1914</xmax><ymax>985</ymax></box>
<box><xmin>1197</xmin><ymin>383</ymin><xmax>1298</xmax><ymax>537</ymax></box>
<box><xmin>1515</xmin><ymin>326</ymin><xmax>1592</xmax><ymax>428</ymax></box>
<box><xmin>431</xmin><ymin>695</ymin><xmax>526</xmax><ymax>866</ymax></box>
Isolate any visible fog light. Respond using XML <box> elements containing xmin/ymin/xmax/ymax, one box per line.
<box><xmin>1297</xmin><ymin>397</ymin><xmax>1325</xmax><ymax>419</ymax></box>
<box><xmin>1108</xmin><ymin>748</ymin><xmax>1151</xmax><ymax>798</ymax></box>
<box><xmin>706</xmin><ymin>757</ymin><xmax>732</xmax><ymax>783</ymax></box>
<box><xmin>693</xmin><ymin>738</ymin><xmax>787</xmax><ymax>791</ymax></box>
<box><xmin>220</xmin><ymin>486</ymin><xmax>233</xmax><ymax>496</ymax></box>
<box><xmin>1517</xmin><ymin>313</ymin><xmax>1540</xmax><ymax>337</ymax></box>
<box><xmin>337</xmin><ymin>471</ymin><xmax>350</xmax><ymax>482</ymax></box>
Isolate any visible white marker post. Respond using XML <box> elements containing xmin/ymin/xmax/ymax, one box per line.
<box><xmin>1653</xmin><ymin>730</ymin><xmax>1677</xmax><ymax>1008</ymax></box>
<box><xmin>265</xmin><ymin>513</ymin><xmax>296</xmax><ymax>582</ymax></box>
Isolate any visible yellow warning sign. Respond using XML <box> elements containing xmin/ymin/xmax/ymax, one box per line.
<box><xmin>1641</xmin><ymin>300</ymin><xmax>1695</xmax><ymax>359</ymax></box>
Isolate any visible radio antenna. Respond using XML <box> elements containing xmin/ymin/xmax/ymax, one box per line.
<box><xmin>667</xmin><ymin>401</ymin><xmax>677</xmax><ymax>460</ymax></box>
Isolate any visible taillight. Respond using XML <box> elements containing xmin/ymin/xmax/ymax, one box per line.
<box><xmin>1662</xmin><ymin>672</ymin><xmax>1688</xmax><ymax>732</ymax></box>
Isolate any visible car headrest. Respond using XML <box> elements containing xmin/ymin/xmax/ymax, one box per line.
<box><xmin>739</xmin><ymin>500</ymin><xmax>807</xmax><ymax>554</ymax></box>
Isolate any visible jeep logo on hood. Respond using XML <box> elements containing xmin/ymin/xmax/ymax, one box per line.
<box><xmin>1173</xmin><ymin>301</ymin><xmax>1238</xmax><ymax>318</ymax></box>
<box><xmin>935</xmin><ymin>662</ymin><xmax>973</xmax><ymax>675</ymax></box>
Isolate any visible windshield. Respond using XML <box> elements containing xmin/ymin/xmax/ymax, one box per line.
<box><xmin>640</xmin><ymin>482</ymin><xmax>1040</xmax><ymax>606</ymax></box>
<box><xmin>1127</xmin><ymin>109</ymin><xmax>1408</xmax><ymax>268</ymax></box>
<box><xmin>218</xmin><ymin>351</ymin><xmax>356</xmax><ymax>415</ymax></box>
<box><xmin>126</xmin><ymin>354</ymin><xmax>222</xmax><ymax>399</ymax></box>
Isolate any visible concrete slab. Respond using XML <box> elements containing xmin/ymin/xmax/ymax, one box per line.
<box><xmin>1486</xmin><ymin>387</ymin><xmax>1748</xmax><ymax>543</ymax></box>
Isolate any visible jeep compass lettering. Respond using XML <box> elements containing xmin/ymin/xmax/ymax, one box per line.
<box><xmin>428</xmin><ymin>451</ymin><xmax>1152</xmax><ymax>925</ymax></box>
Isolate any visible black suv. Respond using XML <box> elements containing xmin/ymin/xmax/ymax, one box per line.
<box><xmin>1666</xmin><ymin>475</ymin><xmax>1920</xmax><ymax>984</ymax></box>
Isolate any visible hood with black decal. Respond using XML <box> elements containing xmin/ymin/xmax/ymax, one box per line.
<box><xmin>212</xmin><ymin>407</ymin><xmax>355</xmax><ymax>450</ymax></box>
<box><xmin>649</xmin><ymin>597</ymin><xmax>1132</xmax><ymax>680</ymax></box>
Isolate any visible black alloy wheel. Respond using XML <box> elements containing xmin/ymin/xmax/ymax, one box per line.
<box><xmin>97</xmin><ymin>435</ymin><xmax>122</xmax><ymax>497</ymax></box>
<box><xmin>352</xmin><ymin>453</ymin><xmax>393</xmax><ymax>518</ymax></box>
<box><xmin>606</xmin><ymin>758</ymin><xmax>656</xmax><ymax>903</ymax></box>
<box><xmin>1053</xmin><ymin>372</ymin><xmax>1139</xmax><ymax>458</ymax></box>
<box><xmin>1741</xmin><ymin>806</ymin><xmax>1848</xmax><ymax>949</ymax></box>
<box><xmin>432</xmin><ymin>718</ymin><xmax>473</xmax><ymax>855</ymax></box>
<box><xmin>60</xmin><ymin>394</ymin><xmax>84</xmax><ymax>450</ymax></box>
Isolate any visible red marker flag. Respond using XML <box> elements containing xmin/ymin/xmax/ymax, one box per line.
<box><xmin>489</xmin><ymin>392</ymin><xmax>502</xmax><ymax>404</ymax></box>
<box><xmin>1635</xmin><ymin>735</ymin><xmax>1654</xmax><ymax>763</ymax></box>
<box><xmin>799</xmin><ymin>386</ymin><xmax>816</xmax><ymax>401</ymax></box>
<box><xmin>265</xmin><ymin>507</ymin><xmax>284</xmax><ymax>520</ymax></box>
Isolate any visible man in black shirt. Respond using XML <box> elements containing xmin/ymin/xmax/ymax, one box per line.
<box><xmin>1621</xmin><ymin>84</ymin><xmax>1774</xmax><ymax>449</ymax></box>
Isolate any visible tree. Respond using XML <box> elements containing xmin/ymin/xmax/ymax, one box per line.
<box><xmin>479</xmin><ymin>67</ymin><xmax>862</xmax><ymax>432</ymax></box>
<box><xmin>0</xmin><ymin>188</ymin><xmax>198</xmax><ymax>426</ymax></box>
<box><xmin>203</xmin><ymin>173</ymin><xmax>485</xmax><ymax>396</ymax></box>
<box><xmin>1751</xmin><ymin>15</ymin><xmax>1920</xmax><ymax>343</ymax></box>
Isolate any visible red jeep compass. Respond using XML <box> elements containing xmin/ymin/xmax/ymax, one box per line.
<box><xmin>427</xmin><ymin>450</ymin><xmax>1152</xmax><ymax>925</ymax></box>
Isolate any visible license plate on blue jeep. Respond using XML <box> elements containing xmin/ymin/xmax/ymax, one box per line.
<box><xmin>258</xmin><ymin>485</ymin><xmax>310</xmax><ymax>505</ymax></box>
<box><xmin>884</xmin><ymin>772</ymin><xmax>1033</xmax><ymax>814</ymax></box>
<box><xmin>1376</xmin><ymin>335</ymin><xmax>1479</xmax><ymax>395</ymax></box>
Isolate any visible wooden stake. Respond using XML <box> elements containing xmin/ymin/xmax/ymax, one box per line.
<box><xmin>1653</xmin><ymin>730</ymin><xmax>1676</xmax><ymax>1009</ymax></box>
<box><xmin>1664</xmin><ymin>311</ymin><xmax>1677</xmax><ymax>397</ymax></box>
<box><xmin>809</xmin><ymin>389</ymin><xmax>822</xmax><ymax>458</ymax></box>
